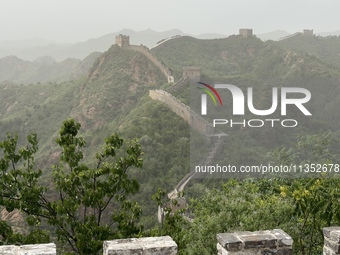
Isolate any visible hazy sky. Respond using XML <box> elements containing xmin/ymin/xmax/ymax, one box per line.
<box><xmin>0</xmin><ymin>0</ymin><xmax>339</xmax><ymax>42</ymax></box>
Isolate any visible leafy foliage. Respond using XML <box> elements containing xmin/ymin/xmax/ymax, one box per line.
<box><xmin>159</xmin><ymin>132</ymin><xmax>340</xmax><ymax>255</ymax></box>
<box><xmin>0</xmin><ymin>119</ymin><xmax>143</xmax><ymax>254</ymax></box>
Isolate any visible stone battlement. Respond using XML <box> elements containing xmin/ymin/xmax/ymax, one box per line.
<box><xmin>217</xmin><ymin>229</ymin><xmax>293</xmax><ymax>255</ymax></box>
<box><xmin>239</xmin><ymin>28</ymin><xmax>253</xmax><ymax>38</ymax></box>
<box><xmin>104</xmin><ymin>236</ymin><xmax>177</xmax><ymax>255</ymax></box>
<box><xmin>115</xmin><ymin>35</ymin><xmax>174</xmax><ymax>83</ymax></box>
<box><xmin>0</xmin><ymin>243</ymin><xmax>56</xmax><ymax>255</ymax></box>
<box><xmin>303</xmin><ymin>29</ymin><xmax>313</xmax><ymax>36</ymax></box>
<box><xmin>115</xmin><ymin>34</ymin><xmax>130</xmax><ymax>48</ymax></box>
<box><xmin>149</xmin><ymin>89</ymin><xmax>213</xmax><ymax>134</ymax></box>
<box><xmin>4</xmin><ymin>227</ymin><xmax>337</xmax><ymax>254</ymax></box>
<box><xmin>182</xmin><ymin>67</ymin><xmax>201</xmax><ymax>81</ymax></box>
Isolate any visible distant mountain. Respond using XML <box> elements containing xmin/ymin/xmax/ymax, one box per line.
<box><xmin>1</xmin><ymin>35</ymin><xmax>340</xmax><ymax>229</ymax></box>
<box><xmin>277</xmin><ymin>33</ymin><xmax>340</xmax><ymax>67</ymax></box>
<box><xmin>33</xmin><ymin>56</ymin><xmax>57</xmax><ymax>65</ymax></box>
<box><xmin>0</xmin><ymin>29</ymin><xmax>228</xmax><ymax>62</ymax></box>
<box><xmin>0</xmin><ymin>38</ymin><xmax>55</xmax><ymax>50</ymax></box>
<box><xmin>195</xmin><ymin>33</ymin><xmax>227</xmax><ymax>39</ymax></box>
<box><xmin>14</xmin><ymin>44</ymin><xmax>69</xmax><ymax>62</ymax></box>
<box><xmin>1</xmin><ymin>28</ymin><xmax>338</xmax><ymax>63</ymax></box>
<box><xmin>256</xmin><ymin>30</ymin><xmax>290</xmax><ymax>41</ymax></box>
<box><xmin>0</xmin><ymin>29</ymin><xmax>186</xmax><ymax>61</ymax></box>
<box><xmin>0</xmin><ymin>52</ymin><xmax>102</xmax><ymax>84</ymax></box>
<box><xmin>0</xmin><ymin>56</ymin><xmax>36</xmax><ymax>83</ymax></box>
<box><xmin>317</xmin><ymin>30</ymin><xmax>340</xmax><ymax>37</ymax></box>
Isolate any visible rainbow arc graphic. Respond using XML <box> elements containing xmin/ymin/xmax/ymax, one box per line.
<box><xmin>196</xmin><ymin>82</ymin><xmax>222</xmax><ymax>115</ymax></box>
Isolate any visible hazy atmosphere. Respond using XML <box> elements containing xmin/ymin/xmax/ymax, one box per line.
<box><xmin>0</xmin><ymin>0</ymin><xmax>339</xmax><ymax>42</ymax></box>
<box><xmin>1</xmin><ymin>0</ymin><xmax>340</xmax><ymax>254</ymax></box>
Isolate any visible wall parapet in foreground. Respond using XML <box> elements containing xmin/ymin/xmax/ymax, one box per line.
<box><xmin>103</xmin><ymin>236</ymin><xmax>177</xmax><ymax>255</ymax></box>
<box><xmin>323</xmin><ymin>227</ymin><xmax>340</xmax><ymax>255</ymax></box>
<box><xmin>2</xmin><ymin>227</ymin><xmax>340</xmax><ymax>254</ymax></box>
<box><xmin>0</xmin><ymin>243</ymin><xmax>56</xmax><ymax>255</ymax></box>
<box><xmin>217</xmin><ymin>229</ymin><xmax>293</xmax><ymax>255</ymax></box>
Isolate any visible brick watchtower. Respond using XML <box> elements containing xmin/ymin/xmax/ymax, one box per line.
<box><xmin>115</xmin><ymin>34</ymin><xmax>130</xmax><ymax>48</ymax></box>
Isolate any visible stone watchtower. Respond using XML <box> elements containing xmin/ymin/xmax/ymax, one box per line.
<box><xmin>239</xmin><ymin>28</ymin><xmax>253</xmax><ymax>38</ymax></box>
<box><xmin>303</xmin><ymin>29</ymin><xmax>313</xmax><ymax>36</ymax></box>
<box><xmin>183</xmin><ymin>67</ymin><xmax>201</xmax><ymax>81</ymax></box>
<box><xmin>115</xmin><ymin>34</ymin><xmax>130</xmax><ymax>48</ymax></box>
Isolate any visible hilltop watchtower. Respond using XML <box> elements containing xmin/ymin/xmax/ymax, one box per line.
<box><xmin>115</xmin><ymin>34</ymin><xmax>130</xmax><ymax>48</ymax></box>
<box><xmin>183</xmin><ymin>67</ymin><xmax>201</xmax><ymax>81</ymax></box>
<box><xmin>303</xmin><ymin>29</ymin><xmax>313</xmax><ymax>36</ymax></box>
<box><xmin>239</xmin><ymin>28</ymin><xmax>253</xmax><ymax>38</ymax></box>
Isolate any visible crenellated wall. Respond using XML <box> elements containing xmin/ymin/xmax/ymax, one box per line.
<box><xmin>0</xmin><ymin>243</ymin><xmax>56</xmax><ymax>255</ymax></box>
<box><xmin>149</xmin><ymin>89</ymin><xmax>213</xmax><ymax>134</ymax></box>
<box><xmin>115</xmin><ymin>35</ymin><xmax>174</xmax><ymax>83</ymax></box>
<box><xmin>2</xmin><ymin>227</ymin><xmax>340</xmax><ymax>254</ymax></box>
<box><xmin>217</xmin><ymin>229</ymin><xmax>293</xmax><ymax>255</ymax></box>
<box><xmin>103</xmin><ymin>236</ymin><xmax>177</xmax><ymax>255</ymax></box>
<box><xmin>129</xmin><ymin>45</ymin><xmax>173</xmax><ymax>83</ymax></box>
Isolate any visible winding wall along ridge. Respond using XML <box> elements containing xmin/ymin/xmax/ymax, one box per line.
<box><xmin>129</xmin><ymin>45</ymin><xmax>174</xmax><ymax>83</ymax></box>
<box><xmin>149</xmin><ymin>89</ymin><xmax>213</xmax><ymax>135</ymax></box>
<box><xmin>149</xmin><ymin>90</ymin><xmax>226</xmax><ymax>200</ymax></box>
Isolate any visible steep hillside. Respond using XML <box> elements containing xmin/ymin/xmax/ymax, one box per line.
<box><xmin>1</xmin><ymin>35</ymin><xmax>340</xmax><ymax>229</ymax></box>
<box><xmin>71</xmin><ymin>44</ymin><xmax>167</xmax><ymax>129</ymax></box>
<box><xmin>152</xmin><ymin>35</ymin><xmax>340</xmax><ymax>172</ymax></box>
<box><xmin>0</xmin><ymin>44</ymin><xmax>190</xmax><ymax>228</ymax></box>
<box><xmin>152</xmin><ymin>35</ymin><xmax>340</xmax><ymax>80</ymax></box>
<box><xmin>277</xmin><ymin>34</ymin><xmax>340</xmax><ymax>67</ymax></box>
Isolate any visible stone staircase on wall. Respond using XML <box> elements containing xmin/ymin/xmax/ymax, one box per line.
<box><xmin>129</xmin><ymin>45</ymin><xmax>174</xmax><ymax>83</ymax></box>
<box><xmin>167</xmin><ymin>77</ymin><xmax>187</xmax><ymax>92</ymax></box>
<box><xmin>168</xmin><ymin>135</ymin><xmax>226</xmax><ymax>200</ymax></box>
<box><xmin>149</xmin><ymin>89</ymin><xmax>227</xmax><ymax>205</ymax></box>
<box><xmin>276</xmin><ymin>32</ymin><xmax>301</xmax><ymax>41</ymax></box>
<box><xmin>149</xmin><ymin>89</ymin><xmax>213</xmax><ymax>135</ymax></box>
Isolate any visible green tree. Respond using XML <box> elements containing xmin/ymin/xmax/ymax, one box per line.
<box><xmin>272</xmin><ymin>131</ymin><xmax>340</xmax><ymax>255</ymax></box>
<box><xmin>0</xmin><ymin>118</ymin><xmax>143</xmax><ymax>254</ymax></box>
<box><xmin>158</xmin><ymin>132</ymin><xmax>340</xmax><ymax>255</ymax></box>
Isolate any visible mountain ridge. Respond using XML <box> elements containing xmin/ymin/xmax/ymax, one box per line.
<box><xmin>1</xmin><ymin>34</ymin><xmax>340</xmax><ymax>228</ymax></box>
<box><xmin>3</xmin><ymin>28</ymin><xmax>339</xmax><ymax>62</ymax></box>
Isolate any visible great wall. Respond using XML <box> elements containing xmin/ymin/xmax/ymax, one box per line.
<box><xmin>115</xmin><ymin>34</ymin><xmax>228</xmax><ymax>216</ymax></box>
<box><xmin>1</xmin><ymin>31</ymin><xmax>327</xmax><ymax>254</ymax></box>
<box><xmin>148</xmin><ymin>89</ymin><xmax>227</xmax><ymax>201</ymax></box>
<box><xmin>149</xmin><ymin>89</ymin><xmax>214</xmax><ymax>135</ymax></box>
<box><xmin>3</xmin><ymin>227</ymin><xmax>340</xmax><ymax>255</ymax></box>
<box><xmin>115</xmin><ymin>34</ymin><xmax>174</xmax><ymax>83</ymax></box>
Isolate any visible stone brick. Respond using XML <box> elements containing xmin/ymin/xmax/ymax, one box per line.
<box><xmin>19</xmin><ymin>243</ymin><xmax>56</xmax><ymax>255</ymax></box>
<box><xmin>103</xmin><ymin>236</ymin><xmax>177</xmax><ymax>255</ymax></box>
<box><xmin>324</xmin><ymin>246</ymin><xmax>335</xmax><ymax>255</ymax></box>
<box><xmin>330</xmin><ymin>231</ymin><xmax>340</xmax><ymax>244</ymax></box>
<box><xmin>217</xmin><ymin>233</ymin><xmax>242</xmax><ymax>251</ymax></box>
<box><xmin>139</xmin><ymin>236</ymin><xmax>177</xmax><ymax>255</ymax></box>
<box><xmin>217</xmin><ymin>229</ymin><xmax>293</xmax><ymax>255</ymax></box>
<box><xmin>261</xmin><ymin>249</ymin><xmax>277</xmax><ymax>255</ymax></box>
<box><xmin>103</xmin><ymin>238</ymin><xmax>143</xmax><ymax>255</ymax></box>
<box><xmin>271</xmin><ymin>229</ymin><xmax>293</xmax><ymax>247</ymax></box>
<box><xmin>0</xmin><ymin>243</ymin><xmax>56</xmax><ymax>255</ymax></box>
<box><xmin>325</xmin><ymin>238</ymin><xmax>340</xmax><ymax>254</ymax></box>
<box><xmin>276</xmin><ymin>248</ymin><xmax>293</xmax><ymax>255</ymax></box>
<box><xmin>324</xmin><ymin>227</ymin><xmax>340</xmax><ymax>239</ymax></box>
<box><xmin>235</xmin><ymin>231</ymin><xmax>253</xmax><ymax>236</ymax></box>
<box><xmin>240</xmin><ymin>234</ymin><xmax>276</xmax><ymax>249</ymax></box>
<box><xmin>0</xmin><ymin>245</ymin><xmax>19</xmax><ymax>255</ymax></box>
